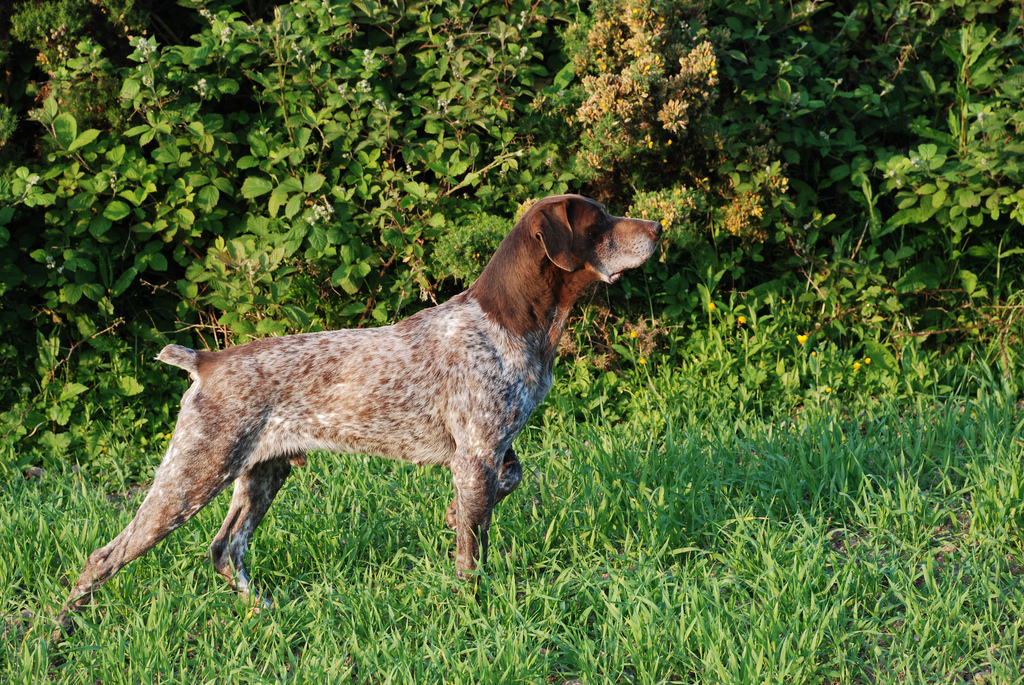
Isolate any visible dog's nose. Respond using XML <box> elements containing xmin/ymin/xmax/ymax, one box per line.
<box><xmin>649</xmin><ymin>220</ymin><xmax>663</xmax><ymax>239</ymax></box>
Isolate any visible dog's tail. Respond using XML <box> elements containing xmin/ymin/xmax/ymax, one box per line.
<box><xmin>156</xmin><ymin>344</ymin><xmax>201</xmax><ymax>381</ymax></box>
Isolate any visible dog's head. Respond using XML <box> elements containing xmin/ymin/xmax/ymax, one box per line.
<box><xmin>470</xmin><ymin>194</ymin><xmax>662</xmax><ymax>341</ymax></box>
<box><xmin>526</xmin><ymin>195</ymin><xmax>662</xmax><ymax>283</ymax></box>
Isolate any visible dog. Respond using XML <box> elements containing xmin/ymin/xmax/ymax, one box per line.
<box><xmin>54</xmin><ymin>194</ymin><xmax>661</xmax><ymax>634</ymax></box>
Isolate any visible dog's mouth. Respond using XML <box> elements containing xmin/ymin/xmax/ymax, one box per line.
<box><xmin>609</xmin><ymin>271</ymin><xmax>624</xmax><ymax>283</ymax></box>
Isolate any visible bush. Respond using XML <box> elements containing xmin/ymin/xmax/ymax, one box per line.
<box><xmin>554</xmin><ymin>0</ymin><xmax>792</xmax><ymax>245</ymax></box>
<box><xmin>2</xmin><ymin>0</ymin><xmax>1022</xmax><ymax>476</ymax></box>
<box><xmin>707</xmin><ymin>0</ymin><xmax>1024</xmax><ymax>348</ymax></box>
<box><xmin>0</xmin><ymin>0</ymin><xmax>573</xmax><ymax>471</ymax></box>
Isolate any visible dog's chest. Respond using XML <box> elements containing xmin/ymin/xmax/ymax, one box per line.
<box><xmin>502</xmin><ymin>357</ymin><xmax>553</xmax><ymax>432</ymax></box>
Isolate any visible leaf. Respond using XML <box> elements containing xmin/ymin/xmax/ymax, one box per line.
<box><xmin>268</xmin><ymin>192</ymin><xmax>288</xmax><ymax>217</ymax></box>
<box><xmin>89</xmin><ymin>217</ymin><xmax>113</xmax><ymax>239</ymax></box>
<box><xmin>117</xmin><ymin>375</ymin><xmax>145</xmax><ymax>396</ymax></box>
<box><xmin>125</xmin><ymin>124</ymin><xmax>151</xmax><ymax>137</ymax></box>
<box><xmin>774</xmin><ymin>78</ymin><xmax>792</xmax><ymax>103</ymax></box>
<box><xmin>112</xmin><ymin>267</ymin><xmax>138</xmax><ymax>296</ymax></box>
<box><xmin>196</xmin><ymin>185</ymin><xmax>220</xmax><ymax>211</ymax></box>
<box><xmin>256</xmin><ymin>318</ymin><xmax>286</xmax><ymax>335</ymax></box>
<box><xmin>146</xmin><ymin>253</ymin><xmax>168</xmax><ymax>271</ymax></box>
<box><xmin>59</xmin><ymin>383</ymin><xmax>89</xmax><ymax>402</ymax></box>
<box><xmin>958</xmin><ymin>269</ymin><xmax>978</xmax><ymax>296</ymax></box>
<box><xmin>829</xmin><ymin>164</ymin><xmax>850</xmax><ymax>182</ymax></box>
<box><xmin>69</xmin><ymin>129</ymin><xmax>100</xmax><ymax>152</ymax></box>
<box><xmin>552</xmin><ymin>61</ymin><xmax>574</xmax><ymax>90</ymax></box>
<box><xmin>53</xmin><ymin>113</ymin><xmax>77</xmax><ymax>149</ymax></box>
<box><xmin>404</xmin><ymin>181</ymin><xmax>426</xmax><ymax>199</ymax></box>
<box><xmin>68</xmin><ymin>193</ymin><xmax>96</xmax><ymax>211</ymax></box>
<box><xmin>81</xmin><ymin>283</ymin><xmax>105</xmax><ymax>301</ymax></box>
<box><xmin>284</xmin><ymin>194</ymin><xmax>302</xmax><ymax>219</ymax></box>
<box><xmin>241</xmin><ymin>176</ymin><xmax>274</xmax><ymax>199</ymax></box>
<box><xmin>42</xmin><ymin>97</ymin><xmax>58</xmax><ymax>124</ymax></box>
<box><xmin>230</xmin><ymin>319</ymin><xmax>257</xmax><ymax>336</ymax></box>
<box><xmin>216</xmin><ymin>78</ymin><xmax>239</xmax><ymax>95</ymax></box>
<box><xmin>103</xmin><ymin>201</ymin><xmax>131</xmax><ymax>221</ymax></box>
<box><xmin>120</xmin><ymin>78</ymin><xmax>141</xmax><ymax>101</ymax></box>
<box><xmin>894</xmin><ymin>262</ymin><xmax>944</xmax><ymax>293</ymax></box>
<box><xmin>106</xmin><ymin>144</ymin><xmax>125</xmax><ymax>164</ymax></box>
<box><xmin>308</xmin><ymin>224</ymin><xmax>328</xmax><ymax>253</ymax></box>
<box><xmin>282</xmin><ymin>304</ymin><xmax>311</xmax><ymax>327</ymax></box>
<box><xmin>64</xmin><ymin>283</ymin><xmax>83</xmax><ymax>305</ymax></box>
<box><xmin>303</xmin><ymin>172</ymin><xmax>326</xmax><ymax>193</ymax></box>
<box><xmin>919</xmin><ymin>69</ymin><xmax>936</xmax><ymax>93</ymax></box>
<box><xmin>276</xmin><ymin>177</ymin><xmax>303</xmax><ymax>194</ymax></box>
<box><xmin>861</xmin><ymin>340</ymin><xmax>897</xmax><ymax>375</ymax></box>
<box><xmin>175</xmin><ymin>207</ymin><xmax>195</xmax><ymax>226</ymax></box>
<box><xmin>152</xmin><ymin>144</ymin><xmax>179</xmax><ymax>163</ymax></box>
<box><xmin>878</xmin><ymin>203</ymin><xmax>939</xmax><ymax>237</ymax></box>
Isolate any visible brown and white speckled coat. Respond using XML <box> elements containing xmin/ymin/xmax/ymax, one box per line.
<box><xmin>54</xmin><ymin>194</ymin><xmax>662</xmax><ymax>635</ymax></box>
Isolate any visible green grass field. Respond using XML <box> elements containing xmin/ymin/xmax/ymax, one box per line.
<box><xmin>2</xmin><ymin>368</ymin><xmax>1022</xmax><ymax>684</ymax></box>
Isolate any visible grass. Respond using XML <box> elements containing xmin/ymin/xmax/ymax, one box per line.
<box><xmin>1</xmin><ymin>365</ymin><xmax>1022</xmax><ymax>684</ymax></box>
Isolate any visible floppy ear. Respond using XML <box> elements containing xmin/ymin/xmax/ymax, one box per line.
<box><xmin>531</xmin><ymin>199</ymin><xmax>575</xmax><ymax>272</ymax></box>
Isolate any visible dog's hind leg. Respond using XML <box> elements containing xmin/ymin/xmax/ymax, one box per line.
<box><xmin>208</xmin><ymin>456</ymin><xmax>295</xmax><ymax>608</ymax></box>
<box><xmin>54</xmin><ymin>396</ymin><xmax>262</xmax><ymax>638</ymax></box>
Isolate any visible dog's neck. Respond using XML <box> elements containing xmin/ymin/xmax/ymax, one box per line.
<box><xmin>468</xmin><ymin>224</ymin><xmax>598</xmax><ymax>356</ymax></box>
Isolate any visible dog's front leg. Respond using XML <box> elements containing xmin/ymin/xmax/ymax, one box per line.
<box><xmin>446</xmin><ymin>447</ymin><xmax>521</xmax><ymax>530</ymax></box>
<box><xmin>450</xmin><ymin>451</ymin><xmax>498</xmax><ymax>578</ymax></box>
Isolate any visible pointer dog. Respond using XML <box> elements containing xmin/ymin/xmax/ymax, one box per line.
<box><xmin>56</xmin><ymin>194</ymin><xmax>661</xmax><ymax>633</ymax></box>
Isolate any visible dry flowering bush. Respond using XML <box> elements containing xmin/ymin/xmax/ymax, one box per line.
<box><xmin>560</xmin><ymin>0</ymin><xmax>792</xmax><ymax>244</ymax></box>
<box><xmin>566</xmin><ymin>0</ymin><xmax>722</xmax><ymax>181</ymax></box>
<box><xmin>627</xmin><ymin>185</ymin><xmax>706</xmax><ymax>248</ymax></box>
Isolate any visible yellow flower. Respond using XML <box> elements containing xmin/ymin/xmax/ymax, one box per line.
<box><xmin>797</xmin><ymin>334</ymin><xmax>808</xmax><ymax>344</ymax></box>
<box><xmin>825</xmin><ymin>386</ymin><xmax>832</xmax><ymax>393</ymax></box>
<box><xmin>708</xmin><ymin>302</ymin><xmax>716</xmax><ymax>311</ymax></box>
<box><xmin>864</xmin><ymin>357</ymin><xmax>871</xmax><ymax>365</ymax></box>
<box><xmin>853</xmin><ymin>362</ymin><xmax>861</xmax><ymax>371</ymax></box>
<box><xmin>737</xmin><ymin>316</ymin><xmax>746</xmax><ymax>325</ymax></box>
<box><xmin>811</xmin><ymin>350</ymin><xmax>816</xmax><ymax>356</ymax></box>
<box><xmin>630</xmin><ymin>330</ymin><xmax>638</xmax><ymax>339</ymax></box>
<box><xmin>639</xmin><ymin>358</ymin><xmax>647</xmax><ymax>365</ymax></box>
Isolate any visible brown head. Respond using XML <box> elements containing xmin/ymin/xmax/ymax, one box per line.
<box><xmin>468</xmin><ymin>194</ymin><xmax>662</xmax><ymax>344</ymax></box>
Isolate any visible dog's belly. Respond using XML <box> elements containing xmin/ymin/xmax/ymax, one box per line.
<box><xmin>255</xmin><ymin>406</ymin><xmax>457</xmax><ymax>467</ymax></box>
<box><xmin>326</xmin><ymin>416</ymin><xmax>458</xmax><ymax>466</ymax></box>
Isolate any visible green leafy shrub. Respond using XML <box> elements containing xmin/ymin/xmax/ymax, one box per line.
<box><xmin>432</xmin><ymin>213</ymin><xmax>512</xmax><ymax>285</ymax></box>
<box><xmin>0</xmin><ymin>0</ymin><xmax>572</xmax><ymax>471</ymax></box>
<box><xmin>709</xmin><ymin>0</ymin><xmax>1023</xmax><ymax>350</ymax></box>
